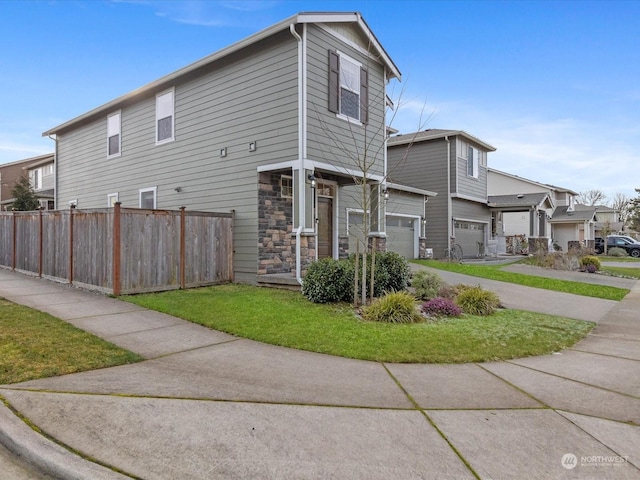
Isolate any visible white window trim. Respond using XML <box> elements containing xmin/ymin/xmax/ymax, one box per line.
<box><xmin>139</xmin><ymin>186</ymin><xmax>157</xmax><ymax>209</ymax></box>
<box><xmin>280</xmin><ymin>175</ymin><xmax>293</xmax><ymax>198</ymax></box>
<box><xmin>107</xmin><ymin>192</ymin><xmax>119</xmax><ymax>207</ymax></box>
<box><xmin>336</xmin><ymin>50</ymin><xmax>364</xmax><ymax>125</ymax></box>
<box><xmin>156</xmin><ymin>88</ymin><xmax>175</xmax><ymax>145</ymax></box>
<box><xmin>107</xmin><ymin>110</ymin><xmax>122</xmax><ymax>159</ymax></box>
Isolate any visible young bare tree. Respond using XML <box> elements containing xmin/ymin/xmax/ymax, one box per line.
<box><xmin>610</xmin><ymin>192</ymin><xmax>631</xmax><ymax>229</ymax></box>
<box><xmin>577</xmin><ymin>189</ymin><xmax>607</xmax><ymax>206</ymax></box>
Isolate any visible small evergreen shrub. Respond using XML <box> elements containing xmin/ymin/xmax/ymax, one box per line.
<box><xmin>362</xmin><ymin>291</ymin><xmax>422</xmax><ymax>324</ymax></box>
<box><xmin>377</xmin><ymin>252</ymin><xmax>411</xmax><ymax>292</ymax></box>
<box><xmin>580</xmin><ymin>255</ymin><xmax>601</xmax><ymax>271</ymax></box>
<box><xmin>607</xmin><ymin>247</ymin><xmax>628</xmax><ymax>257</ymax></box>
<box><xmin>411</xmin><ymin>270</ymin><xmax>444</xmax><ymax>300</ymax></box>
<box><xmin>421</xmin><ymin>297</ymin><xmax>462</xmax><ymax>318</ymax></box>
<box><xmin>347</xmin><ymin>253</ymin><xmax>390</xmax><ymax>299</ymax></box>
<box><xmin>455</xmin><ymin>286</ymin><xmax>500</xmax><ymax>316</ymax></box>
<box><xmin>302</xmin><ymin>258</ymin><xmax>351</xmax><ymax>303</ymax></box>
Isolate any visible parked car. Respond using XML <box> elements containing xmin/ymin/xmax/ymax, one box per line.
<box><xmin>595</xmin><ymin>235</ymin><xmax>640</xmax><ymax>257</ymax></box>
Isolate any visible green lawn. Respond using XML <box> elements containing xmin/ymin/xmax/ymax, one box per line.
<box><xmin>125</xmin><ymin>284</ymin><xmax>595</xmax><ymax>364</ymax></box>
<box><xmin>0</xmin><ymin>299</ymin><xmax>142</xmax><ymax>385</ymax></box>
<box><xmin>412</xmin><ymin>260</ymin><xmax>629</xmax><ymax>301</ymax></box>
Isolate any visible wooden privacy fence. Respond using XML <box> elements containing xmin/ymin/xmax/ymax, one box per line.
<box><xmin>0</xmin><ymin>204</ymin><xmax>234</xmax><ymax>295</ymax></box>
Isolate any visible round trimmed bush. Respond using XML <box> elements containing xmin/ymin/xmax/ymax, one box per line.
<box><xmin>362</xmin><ymin>291</ymin><xmax>422</xmax><ymax>324</ymax></box>
<box><xmin>580</xmin><ymin>255</ymin><xmax>601</xmax><ymax>271</ymax></box>
<box><xmin>411</xmin><ymin>270</ymin><xmax>444</xmax><ymax>300</ymax></box>
<box><xmin>377</xmin><ymin>252</ymin><xmax>411</xmax><ymax>292</ymax></box>
<box><xmin>302</xmin><ymin>258</ymin><xmax>352</xmax><ymax>303</ymax></box>
<box><xmin>607</xmin><ymin>247</ymin><xmax>628</xmax><ymax>257</ymax></box>
<box><xmin>455</xmin><ymin>286</ymin><xmax>500</xmax><ymax>316</ymax></box>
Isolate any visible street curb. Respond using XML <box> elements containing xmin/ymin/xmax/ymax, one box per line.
<box><xmin>0</xmin><ymin>399</ymin><xmax>130</xmax><ymax>480</ymax></box>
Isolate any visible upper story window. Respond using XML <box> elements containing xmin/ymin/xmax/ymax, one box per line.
<box><xmin>156</xmin><ymin>89</ymin><xmax>175</xmax><ymax>145</ymax></box>
<box><xmin>30</xmin><ymin>169</ymin><xmax>42</xmax><ymax>190</ymax></box>
<box><xmin>140</xmin><ymin>187</ymin><xmax>157</xmax><ymax>209</ymax></box>
<box><xmin>467</xmin><ymin>146</ymin><xmax>479</xmax><ymax>178</ymax></box>
<box><xmin>328</xmin><ymin>50</ymin><xmax>368</xmax><ymax>124</ymax></box>
<box><xmin>107</xmin><ymin>111</ymin><xmax>121</xmax><ymax>158</ymax></box>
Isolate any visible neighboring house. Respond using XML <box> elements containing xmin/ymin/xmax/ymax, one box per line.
<box><xmin>387</xmin><ymin>129</ymin><xmax>496</xmax><ymax>259</ymax></box>
<box><xmin>592</xmin><ymin>204</ymin><xmax>624</xmax><ymax>236</ymax></box>
<box><xmin>488</xmin><ymin>168</ymin><xmax>595</xmax><ymax>252</ymax></box>
<box><xmin>42</xmin><ymin>12</ymin><xmax>432</xmax><ymax>285</ymax></box>
<box><xmin>0</xmin><ymin>153</ymin><xmax>55</xmax><ymax>210</ymax></box>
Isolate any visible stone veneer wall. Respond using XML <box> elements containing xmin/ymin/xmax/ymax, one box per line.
<box><xmin>257</xmin><ymin>172</ymin><xmax>317</xmax><ymax>276</ymax></box>
<box><xmin>258</xmin><ymin>172</ymin><xmax>294</xmax><ymax>275</ymax></box>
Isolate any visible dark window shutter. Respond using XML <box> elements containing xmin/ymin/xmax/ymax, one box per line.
<box><xmin>328</xmin><ymin>50</ymin><xmax>339</xmax><ymax>113</ymax></box>
<box><xmin>360</xmin><ymin>67</ymin><xmax>368</xmax><ymax>124</ymax></box>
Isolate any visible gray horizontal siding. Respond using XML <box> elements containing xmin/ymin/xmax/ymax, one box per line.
<box><xmin>56</xmin><ymin>31</ymin><xmax>300</xmax><ymax>276</ymax></box>
<box><xmin>453</xmin><ymin>198</ymin><xmax>491</xmax><ymax>223</ymax></box>
<box><xmin>305</xmin><ymin>25</ymin><xmax>386</xmax><ymax>178</ymax></box>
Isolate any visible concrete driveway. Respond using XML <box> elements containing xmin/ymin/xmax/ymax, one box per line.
<box><xmin>0</xmin><ymin>267</ymin><xmax>638</xmax><ymax>479</ymax></box>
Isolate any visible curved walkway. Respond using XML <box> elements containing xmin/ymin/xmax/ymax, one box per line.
<box><xmin>0</xmin><ymin>268</ymin><xmax>638</xmax><ymax>479</ymax></box>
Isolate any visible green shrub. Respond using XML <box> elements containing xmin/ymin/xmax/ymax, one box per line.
<box><xmin>302</xmin><ymin>258</ymin><xmax>352</xmax><ymax>303</ymax></box>
<box><xmin>362</xmin><ymin>291</ymin><xmax>422</xmax><ymax>324</ymax></box>
<box><xmin>346</xmin><ymin>252</ymin><xmax>394</xmax><ymax>299</ymax></box>
<box><xmin>580</xmin><ymin>255</ymin><xmax>601</xmax><ymax>271</ymax></box>
<box><xmin>607</xmin><ymin>247</ymin><xmax>628</xmax><ymax>257</ymax></box>
<box><xmin>455</xmin><ymin>286</ymin><xmax>500</xmax><ymax>316</ymax></box>
<box><xmin>411</xmin><ymin>270</ymin><xmax>444</xmax><ymax>300</ymax></box>
<box><xmin>377</xmin><ymin>252</ymin><xmax>411</xmax><ymax>292</ymax></box>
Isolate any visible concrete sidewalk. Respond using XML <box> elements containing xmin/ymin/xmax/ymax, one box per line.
<box><xmin>0</xmin><ymin>268</ymin><xmax>639</xmax><ymax>479</ymax></box>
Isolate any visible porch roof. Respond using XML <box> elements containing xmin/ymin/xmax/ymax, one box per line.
<box><xmin>488</xmin><ymin>192</ymin><xmax>550</xmax><ymax>209</ymax></box>
<box><xmin>550</xmin><ymin>205</ymin><xmax>597</xmax><ymax>223</ymax></box>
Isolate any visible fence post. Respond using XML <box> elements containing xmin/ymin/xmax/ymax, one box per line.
<box><xmin>113</xmin><ymin>202</ymin><xmax>121</xmax><ymax>296</ymax></box>
<box><xmin>230</xmin><ymin>209</ymin><xmax>235</xmax><ymax>283</ymax></box>
<box><xmin>38</xmin><ymin>208</ymin><xmax>43</xmax><ymax>277</ymax></box>
<box><xmin>69</xmin><ymin>205</ymin><xmax>75</xmax><ymax>284</ymax></box>
<box><xmin>11</xmin><ymin>211</ymin><xmax>16</xmax><ymax>271</ymax></box>
<box><xmin>180</xmin><ymin>207</ymin><xmax>186</xmax><ymax>289</ymax></box>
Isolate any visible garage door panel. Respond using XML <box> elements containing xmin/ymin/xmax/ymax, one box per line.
<box><xmin>454</xmin><ymin>221</ymin><xmax>485</xmax><ymax>258</ymax></box>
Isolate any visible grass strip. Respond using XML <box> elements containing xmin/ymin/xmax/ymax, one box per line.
<box><xmin>412</xmin><ymin>260</ymin><xmax>629</xmax><ymax>301</ymax></box>
<box><xmin>125</xmin><ymin>284</ymin><xmax>594</xmax><ymax>364</ymax></box>
<box><xmin>0</xmin><ymin>299</ymin><xmax>142</xmax><ymax>385</ymax></box>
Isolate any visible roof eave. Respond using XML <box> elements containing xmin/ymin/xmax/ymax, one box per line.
<box><xmin>43</xmin><ymin>11</ymin><xmax>401</xmax><ymax>137</ymax></box>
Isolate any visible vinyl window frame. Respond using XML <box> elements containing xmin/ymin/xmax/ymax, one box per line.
<box><xmin>107</xmin><ymin>110</ymin><xmax>122</xmax><ymax>158</ymax></box>
<box><xmin>328</xmin><ymin>50</ymin><xmax>368</xmax><ymax>125</ymax></box>
<box><xmin>156</xmin><ymin>88</ymin><xmax>175</xmax><ymax>145</ymax></box>
<box><xmin>139</xmin><ymin>186</ymin><xmax>157</xmax><ymax>209</ymax></box>
<box><xmin>107</xmin><ymin>192</ymin><xmax>119</xmax><ymax>207</ymax></box>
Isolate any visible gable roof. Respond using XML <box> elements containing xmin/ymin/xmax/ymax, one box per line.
<box><xmin>550</xmin><ymin>205</ymin><xmax>596</xmax><ymax>223</ymax></box>
<box><xmin>387</xmin><ymin>129</ymin><xmax>496</xmax><ymax>151</ymax></box>
<box><xmin>43</xmin><ymin>12</ymin><xmax>400</xmax><ymax>138</ymax></box>
<box><xmin>489</xmin><ymin>168</ymin><xmax>579</xmax><ymax>196</ymax></box>
<box><xmin>488</xmin><ymin>192</ymin><xmax>552</xmax><ymax>209</ymax></box>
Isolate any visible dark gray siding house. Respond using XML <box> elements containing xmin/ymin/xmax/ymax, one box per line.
<box><xmin>387</xmin><ymin>129</ymin><xmax>496</xmax><ymax>259</ymax></box>
<box><xmin>43</xmin><ymin>12</ymin><xmax>430</xmax><ymax>284</ymax></box>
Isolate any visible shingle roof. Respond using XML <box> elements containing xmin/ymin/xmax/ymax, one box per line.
<box><xmin>387</xmin><ymin>129</ymin><xmax>496</xmax><ymax>151</ymax></box>
<box><xmin>487</xmin><ymin>193</ymin><xmax>550</xmax><ymax>208</ymax></box>
<box><xmin>550</xmin><ymin>205</ymin><xmax>596</xmax><ymax>222</ymax></box>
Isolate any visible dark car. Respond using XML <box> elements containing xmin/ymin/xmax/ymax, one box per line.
<box><xmin>595</xmin><ymin>235</ymin><xmax>640</xmax><ymax>257</ymax></box>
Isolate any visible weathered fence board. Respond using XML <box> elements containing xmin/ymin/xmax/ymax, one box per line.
<box><xmin>0</xmin><ymin>206</ymin><xmax>233</xmax><ymax>295</ymax></box>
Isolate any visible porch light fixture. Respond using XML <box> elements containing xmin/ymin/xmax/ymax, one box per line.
<box><xmin>421</xmin><ymin>216</ymin><xmax>426</xmax><ymax>226</ymax></box>
<box><xmin>220</xmin><ymin>147</ymin><xmax>227</xmax><ymax>157</ymax></box>
<box><xmin>382</xmin><ymin>188</ymin><xmax>389</xmax><ymax>201</ymax></box>
<box><xmin>249</xmin><ymin>141</ymin><xmax>257</xmax><ymax>152</ymax></box>
<box><xmin>308</xmin><ymin>174</ymin><xmax>316</xmax><ymax>189</ymax></box>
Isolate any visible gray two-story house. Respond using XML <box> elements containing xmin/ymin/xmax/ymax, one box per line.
<box><xmin>387</xmin><ymin>129</ymin><xmax>496</xmax><ymax>259</ymax></box>
<box><xmin>43</xmin><ymin>12</ymin><xmax>431</xmax><ymax>284</ymax></box>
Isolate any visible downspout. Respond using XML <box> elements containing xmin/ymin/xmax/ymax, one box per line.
<box><xmin>290</xmin><ymin>23</ymin><xmax>305</xmax><ymax>285</ymax></box>
<box><xmin>47</xmin><ymin>134</ymin><xmax>57</xmax><ymax>209</ymax></box>
<box><xmin>444</xmin><ymin>136</ymin><xmax>452</xmax><ymax>242</ymax></box>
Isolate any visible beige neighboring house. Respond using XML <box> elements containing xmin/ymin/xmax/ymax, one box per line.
<box><xmin>488</xmin><ymin>168</ymin><xmax>596</xmax><ymax>252</ymax></box>
<box><xmin>0</xmin><ymin>153</ymin><xmax>55</xmax><ymax>210</ymax></box>
<box><xmin>592</xmin><ymin>204</ymin><xmax>624</xmax><ymax>236</ymax></box>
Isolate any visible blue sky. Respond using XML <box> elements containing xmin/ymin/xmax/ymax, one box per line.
<box><xmin>1</xmin><ymin>0</ymin><xmax>638</xmax><ymax>201</ymax></box>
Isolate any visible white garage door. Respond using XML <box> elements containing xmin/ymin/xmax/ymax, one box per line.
<box><xmin>454</xmin><ymin>221</ymin><xmax>485</xmax><ymax>258</ymax></box>
<box><xmin>386</xmin><ymin>216</ymin><xmax>416</xmax><ymax>259</ymax></box>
